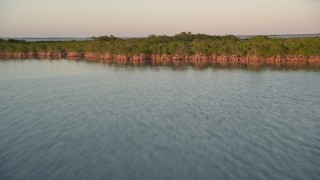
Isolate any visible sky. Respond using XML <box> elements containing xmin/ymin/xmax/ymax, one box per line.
<box><xmin>0</xmin><ymin>0</ymin><xmax>319</xmax><ymax>37</ymax></box>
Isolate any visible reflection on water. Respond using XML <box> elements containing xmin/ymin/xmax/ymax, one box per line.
<box><xmin>69</xmin><ymin>58</ymin><xmax>320</xmax><ymax>71</ymax></box>
<box><xmin>0</xmin><ymin>59</ymin><xmax>320</xmax><ymax>180</ymax></box>
<box><xmin>1</xmin><ymin>58</ymin><xmax>320</xmax><ymax>71</ymax></box>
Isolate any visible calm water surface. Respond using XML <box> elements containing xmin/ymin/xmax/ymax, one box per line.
<box><xmin>0</xmin><ymin>59</ymin><xmax>319</xmax><ymax>180</ymax></box>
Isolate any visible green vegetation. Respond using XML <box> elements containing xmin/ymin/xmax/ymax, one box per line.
<box><xmin>1</xmin><ymin>32</ymin><xmax>319</xmax><ymax>57</ymax></box>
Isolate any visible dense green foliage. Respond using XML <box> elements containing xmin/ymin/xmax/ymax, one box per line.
<box><xmin>1</xmin><ymin>32</ymin><xmax>319</xmax><ymax>57</ymax></box>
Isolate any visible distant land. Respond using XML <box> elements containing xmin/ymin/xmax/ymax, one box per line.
<box><xmin>1</xmin><ymin>33</ymin><xmax>320</xmax><ymax>42</ymax></box>
<box><xmin>1</xmin><ymin>32</ymin><xmax>320</xmax><ymax>67</ymax></box>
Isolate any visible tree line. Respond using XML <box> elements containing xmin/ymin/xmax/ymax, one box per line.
<box><xmin>1</xmin><ymin>32</ymin><xmax>319</xmax><ymax>57</ymax></box>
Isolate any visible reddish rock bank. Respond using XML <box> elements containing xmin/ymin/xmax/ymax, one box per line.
<box><xmin>1</xmin><ymin>52</ymin><xmax>320</xmax><ymax>66</ymax></box>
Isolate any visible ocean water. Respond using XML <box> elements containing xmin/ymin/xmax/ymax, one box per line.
<box><xmin>0</xmin><ymin>59</ymin><xmax>319</xmax><ymax>180</ymax></box>
<box><xmin>7</xmin><ymin>38</ymin><xmax>91</xmax><ymax>42</ymax></box>
<box><xmin>238</xmin><ymin>34</ymin><xmax>320</xmax><ymax>39</ymax></box>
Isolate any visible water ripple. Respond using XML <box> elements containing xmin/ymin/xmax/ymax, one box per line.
<box><xmin>0</xmin><ymin>59</ymin><xmax>320</xmax><ymax>180</ymax></box>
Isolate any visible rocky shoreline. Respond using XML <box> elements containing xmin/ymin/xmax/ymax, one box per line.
<box><xmin>1</xmin><ymin>52</ymin><xmax>320</xmax><ymax>66</ymax></box>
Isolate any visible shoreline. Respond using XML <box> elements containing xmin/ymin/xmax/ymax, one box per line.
<box><xmin>1</xmin><ymin>52</ymin><xmax>320</xmax><ymax>66</ymax></box>
<box><xmin>1</xmin><ymin>33</ymin><xmax>319</xmax><ymax>67</ymax></box>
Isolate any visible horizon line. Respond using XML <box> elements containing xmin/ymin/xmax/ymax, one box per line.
<box><xmin>1</xmin><ymin>33</ymin><xmax>320</xmax><ymax>39</ymax></box>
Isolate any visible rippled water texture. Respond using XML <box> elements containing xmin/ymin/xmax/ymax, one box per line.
<box><xmin>0</xmin><ymin>59</ymin><xmax>320</xmax><ymax>180</ymax></box>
